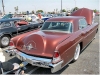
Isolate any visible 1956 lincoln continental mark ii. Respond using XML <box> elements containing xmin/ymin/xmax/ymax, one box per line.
<box><xmin>6</xmin><ymin>8</ymin><xmax>98</xmax><ymax>73</ymax></box>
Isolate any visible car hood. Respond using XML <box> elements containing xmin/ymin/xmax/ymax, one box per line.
<box><xmin>71</xmin><ymin>8</ymin><xmax>93</xmax><ymax>25</ymax></box>
<box><xmin>13</xmin><ymin>31</ymin><xmax>70</xmax><ymax>57</ymax></box>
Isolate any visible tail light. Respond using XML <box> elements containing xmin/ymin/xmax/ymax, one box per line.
<box><xmin>52</xmin><ymin>51</ymin><xmax>61</xmax><ymax>64</ymax></box>
<box><xmin>9</xmin><ymin>41</ymin><xmax>14</xmax><ymax>46</ymax></box>
<box><xmin>8</xmin><ymin>41</ymin><xmax>15</xmax><ymax>49</ymax></box>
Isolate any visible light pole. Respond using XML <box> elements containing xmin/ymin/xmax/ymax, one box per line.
<box><xmin>61</xmin><ymin>0</ymin><xmax>62</xmax><ymax>14</ymax></box>
<box><xmin>74</xmin><ymin>0</ymin><xmax>76</xmax><ymax>7</ymax></box>
<box><xmin>2</xmin><ymin>0</ymin><xmax>5</xmax><ymax>15</ymax></box>
<box><xmin>32</xmin><ymin>5</ymin><xmax>36</xmax><ymax>14</ymax></box>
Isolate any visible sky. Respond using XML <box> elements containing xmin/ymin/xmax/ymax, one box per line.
<box><xmin>0</xmin><ymin>0</ymin><xmax>99</xmax><ymax>14</ymax></box>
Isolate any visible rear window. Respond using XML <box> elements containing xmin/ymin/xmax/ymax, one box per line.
<box><xmin>79</xmin><ymin>19</ymin><xmax>87</xmax><ymax>29</ymax></box>
<box><xmin>41</xmin><ymin>22</ymin><xmax>72</xmax><ymax>33</ymax></box>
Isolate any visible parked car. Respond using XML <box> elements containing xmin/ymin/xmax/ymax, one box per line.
<box><xmin>6</xmin><ymin>8</ymin><xmax>98</xmax><ymax>73</ymax></box>
<box><xmin>1</xmin><ymin>14</ymin><xmax>13</xmax><ymax>19</ymax></box>
<box><xmin>25</xmin><ymin>14</ymin><xmax>43</xmax><ymax>25</ymax></box>
<box><xmin>25</xmin><ymin>14</ymin><xmax>38</xmax><ymax>22</ymax></box>
<box><xmin>95</xmin><ymin>12</ymin><xmax>100</xmax><ymax>16</ymax></box>
<box><xmin>0</xmin><ymin>18</ymin><xmax>42</xmax><ymax>47</ymax></box>
<box><xmin>41</xmin><ymin>17</ymin><xmax>49</xmax><ymax>22</ymax></box>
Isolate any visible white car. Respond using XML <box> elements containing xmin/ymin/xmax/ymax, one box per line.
<box><xmin>26</xmin><ymin>14</ymin><xmax>39</xmax><ymax>22</ymax></box>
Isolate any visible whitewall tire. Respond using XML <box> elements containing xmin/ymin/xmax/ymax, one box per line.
<box><xmin>73</xmin><ymin>44</ymin><xmax>80</xmax><ymax>61</ymax></box>
<box><xmin>0</xmin><ymin>35</ymin><xmax>10</xmax><ymax>47</ymax></box>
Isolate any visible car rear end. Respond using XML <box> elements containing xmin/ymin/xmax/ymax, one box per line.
<box><xmin>6</xmin><ymin>41</ymin><xmax>63</xmax><ymax>73</ymax></box>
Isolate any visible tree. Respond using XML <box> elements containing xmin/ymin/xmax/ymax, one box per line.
<box><xmin>14</xmin><ymin>6</ymin><xmax>18</xmax><ymax>14</ymax></box>
<box><xmin>56</xmin><ymin>8</ymin><xmax>58</xmax><ymax>14</ymax></box>
<box><xmin>72</xmin><ymin>7</ymin><xmax>79</xmax><ymax>12</ymax></box>
<box><xmin>36</xmin><ymin>10</ymin><xmax>43</xmax><ymax>13</ymax></box>
<box><xmin>0</xmin><ymin>10</ymin><xmax>2</xmax><ymax>15</ymax></box>
<box><xmin>93</xmin><ymin>9</ymin><xmax>97</xmax><ymax>13</ymax></box>
<box><xmin>14</xmin><ymin>12</ymin><xmax>17</xmax><ymax>16</ymax></box>
<box><xmin>19</xmin><ymin>12</ymin><xmax>21</xmax><ymax>14</ymax></box>
<box><xmin>22</xmin><ymin>12</ymin><xmax>24</xmax><ymax>15</ymax></box>
<box><xmin>26</xmin><ymin>11</ymin><xmax>29</xmax><ymax>15</ymax></box>
<box><xmin>47</xmin><ymin>12</ymin><xmax>51</xmax><ymax>14</ymax></box>
<box><xmin>62</xmin><ymin>9</ymin><xmax>66</xmax><ymax>12</ymax></box>
<box><xmin>22</xmin><ymin>12</ymin><xmax>26</xmax><ymax>15</ymax></box>
<box><xmin>32</xmin><ymin>10</ymin><xmax>34</xmax><ymax>14</ymax></box>
<box><xmin>54</xmin><ymin>9</ymin><xmax>55</xmax><ymax>13</ymax></box>
<box><xmin>9</xmin><ymin>12</ymin><xmax>11</xmax><ymax>14</ymax></box>
<box><xmin>50</xmin><ymin>12</ymin><xmax>55</xmax><ymax>14</ymax></box>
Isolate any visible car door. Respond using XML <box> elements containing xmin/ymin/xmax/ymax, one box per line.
<box><xmin>0</xmin><ymin>21</ymin><xmax>17</xmax><ymax>36</ymax></box>
<box><xmin>79</xmin><ymin>18</ymin><xmax>91</xmax><ymax>47</ymax></box>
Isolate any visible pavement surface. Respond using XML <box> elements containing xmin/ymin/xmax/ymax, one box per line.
<box><xmin>1</xmin><ymin>16</ymin><xmax>99</xmax><ymax>74</ymax></box>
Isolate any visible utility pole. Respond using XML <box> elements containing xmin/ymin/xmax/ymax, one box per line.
<box><xmin>61</xmin><ymin>0</ymin><xmax>62</xmax><ymax>14</ymax></box>
<box><xmin>2</xmin><ymin>0</ymin><xmax>5</xmax><ymax>15</ymax></box>
<box><xmin>74</xmin><ymin>0</ymin><xmax>76</xmax><ymax>7</ymax></box>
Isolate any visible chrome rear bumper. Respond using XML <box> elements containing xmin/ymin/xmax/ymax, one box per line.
<box><xmin>6</xmin><ymin>49</ymin><xmax>63</xmax><ymax>73</ymax></box>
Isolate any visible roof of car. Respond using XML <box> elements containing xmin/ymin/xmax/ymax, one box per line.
<box><xmin>0</xmin><ymin>18</ymin><xmax>24</xmax><ymax>22</ymax></box>
<box><xmin>46</xmin><ymin>16</ymin><xmax>85</xmax><ymax>22</ymax></box>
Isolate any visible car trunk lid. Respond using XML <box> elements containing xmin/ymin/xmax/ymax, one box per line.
<box><xmin>15</xmin><ymin>31</ymin><xmax>70</xmax><ymax>57</ymax></box>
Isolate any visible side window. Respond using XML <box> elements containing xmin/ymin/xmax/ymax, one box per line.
<box><xmin>79</xmin><ymin>19</ymin><xmax>87</xmax><ymax>29</ymax></box>
<box><xmin>69</xmin><ymin>23</ymin><xmax>73</xmax><ymax>32</ymax></box>
<box><xmin>1</xmin><ymin>22</ymin><xmax>11</xmax><ymax>28</ymax></box>
<box><xmin>10</xmin><ymin>21</ymin><xmax>15</xmax><ymax>26</ymax></box>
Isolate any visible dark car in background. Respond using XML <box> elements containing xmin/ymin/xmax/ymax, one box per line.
<box><xmin>0</xmin><ymin>18</ymin><xmax>42</xmax><ymax>47</ymax></box>
<box><xmin>1</xmin><ymin>14</ymin><xmax>13</xmax><ymax>19</ymax></box>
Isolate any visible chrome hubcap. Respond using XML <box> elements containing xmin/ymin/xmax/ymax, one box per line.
<box><xmin>1</xmin><ymin>37</ymin><xmax>9</xmax><ymax>46</ymax></box>
<box><xmin>74</xmin><ymin>44</ymin><xmax>80</xmax><ymax>60</ymax></box>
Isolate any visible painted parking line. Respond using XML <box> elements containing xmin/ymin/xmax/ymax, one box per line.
<box><xmin>27</xmin><ymin>67</ymin><xmax>39</xmax><ymax>74</ymax></box>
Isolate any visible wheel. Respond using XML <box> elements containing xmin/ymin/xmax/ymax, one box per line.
<box><xmin>0</xmin><ymin>35</ymin><xmax>10</xmax><ymax>48</ymax></box>
<box><xmin>94</xmin><ymin>34</ymin><xmax>96</xmax><ymax>39</ymax></box>
<box><xmin>73</xmin><ymin>44</ymin><xmax>80</xmax><ymax>61</ymax></box>
<box><xmin>94</xmin><ymin>29</ymin><xmax>98</xmax><ymax>39</ymax></box>
<box><xmin>96</xmin><ymin>29</ymin><xmax>98</xmax><ymax>33</ymax></box>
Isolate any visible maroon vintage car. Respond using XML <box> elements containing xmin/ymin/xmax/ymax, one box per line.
<box><xmin>6</xmin><ymin>8</ymin><xmax>98</xmax><ymax>73</ymax></box>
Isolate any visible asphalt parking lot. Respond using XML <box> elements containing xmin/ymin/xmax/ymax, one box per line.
<box><xmin>1</xmin><ymin>16</ymin><xmax>99</xmax><ymax>74</ymax></box>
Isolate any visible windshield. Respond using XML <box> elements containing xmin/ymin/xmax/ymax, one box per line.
<box><xmin>41</xmin><ymin>22</ymin><xmax>72</xmax><ymax>33</ymax></box>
